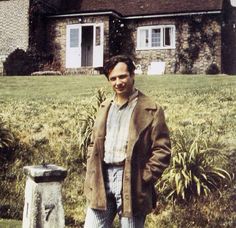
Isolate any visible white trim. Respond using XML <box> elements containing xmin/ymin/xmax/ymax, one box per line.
<box><xmin>124</xmin><ymin>10</ymin><xmax>222</xmax><ymax>19</ymax></box>
<box><xmin>49</xmin><ymin>11</ymin><xmax>121</xmax><ymax>19</ymax></box>
<box><xmin>137</xmin><ymin>25</ymin><xmax>176</xmax><ymax>50</ymax></box>
<box><xmin>93</xmin><ymin>23</ymin><xmax>104</xmax><ymax>67</ymax></box>
<box><xmin>48</xmin><ymin>10</ymin><xmax>221</xmax><ymax>19</ymax></box>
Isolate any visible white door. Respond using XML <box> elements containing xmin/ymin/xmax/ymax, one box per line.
<box><xmin>66</xmin><ymin>24</ymin><xmax>81</xmax><ymax>68</ymax></box>
<box><xmin>93</xmin><ymin>23</ymin><xmax>104</xmax><ymax>67</ymax></box>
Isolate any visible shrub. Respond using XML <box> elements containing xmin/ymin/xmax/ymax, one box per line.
<box><xmin>3</xmin><ymin>49</ymin><xmax>39</xmax><ymax>76</ymax></box>
<box><xmin>0</xmin><ymin>119</ymin><xmax>15</xmax><ymax>168</ymax></box>
<box><xmin>205</xmin><ymin>63</ymin><xmax>220</xmax><ymax>75</ymax></box>
<box><xmin>0</xmin><ymin>118</ymin><xmax>33</xmax><ymax>219</ymax></box>
<box><xmin>157</xmin><ymin>129</ymin><xmax>232</xmax><ymax>202</ymax></box>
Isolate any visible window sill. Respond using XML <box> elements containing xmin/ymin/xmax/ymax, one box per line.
<box><xmin>136</xmin><ymin>47</ymin><xmax>176</xmax><ymax>51</ymax></box>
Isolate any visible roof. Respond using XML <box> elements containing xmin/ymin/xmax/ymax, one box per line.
<box><xmin>59</xmin><ymin>0</ymin><xmax>224</xmax><ymax>17</ymax></box>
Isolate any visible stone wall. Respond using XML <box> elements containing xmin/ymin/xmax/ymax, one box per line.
<box><xmin>47</xmin><ymin>16</ymin><xmax>110</xmax><ymax>74</ymax></box>
<box><xmin>0</xmin><ymin>0</ymin><xmax>30</xmax><ymax>75</ymax></box>
<box><xmin>192</xmin><ymin>19</ymin><xmax>222</xmax><ymax>74</ymax></box>
<box><xmin>127</xmin><ymin>15</ymin><xmax>222</xmax><ymax>74</ymax></box>
<box><xmin>128</xmin><ymin>17</ymin><xmax>177</xmax><ymax>74</ymax></box>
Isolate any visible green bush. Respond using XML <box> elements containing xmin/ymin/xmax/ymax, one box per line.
<box><xmin>3</xmin><ymin>49</ymin><xmax>37</xmax><ymax>76</ymax></box>
<box><xmin>157</xmin><ymin>128</ymin><xmax>232</xmax><ymax>202</ymax></box>
<box><xmin>3</xmin><ymin>49</ymin><xmax>55</xmax><ymax>76</ymax></box>
<box><xmin>0</xmin><ymin>119</ymin><xmax>15</xmax><ymax>164</ymax></box>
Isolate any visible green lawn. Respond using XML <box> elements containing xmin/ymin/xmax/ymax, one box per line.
<box><xmin>0</xmin><ymin>74</ymin><xmax>236</xmax><ymax>227</ymax></box>
<box><xmin>0</xmin><ymin>75</ymin><xmax>109</xmax><ymax>100</ymax></box>
<box><xmin>0</xmin><ymin>219</ymin><xmax>21</xmax><ymax>228</ymax></box>
<box><xmin>1</xmin><ymin>74</ymin><xmax>235</xmax><ymax>146</ymax></box>
<box><xmin>0</xmin><ymin>74</ymin><xmax>235</xmax><ymax>100</ymax></box>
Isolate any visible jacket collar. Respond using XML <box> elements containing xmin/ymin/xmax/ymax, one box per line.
<box><xmin>96</xmin><ymin>90</ymin><xmax>157</xmax><ymax>145</ymax></box>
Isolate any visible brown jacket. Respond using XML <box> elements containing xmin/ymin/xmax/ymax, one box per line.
<box><xmin>84</xmin><ymin>91</ymin><xmax>171</xmax><ymax>217</ymax></box>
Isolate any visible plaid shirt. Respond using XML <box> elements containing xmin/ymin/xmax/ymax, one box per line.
<box><xmin>104</xmin><ymin>90</ymin><xmax>138</xmax><ymax>164</ymax></box>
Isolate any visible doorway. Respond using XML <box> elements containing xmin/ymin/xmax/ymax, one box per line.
<box><xmin>66</xmin><ymin>23</ymin><xmax>104</xmax><ymax>68</ymax></box>
<box><xmin>81</xmin><ymin>26</ymin><xmax>93</xmax><ymax>67</ymax></box>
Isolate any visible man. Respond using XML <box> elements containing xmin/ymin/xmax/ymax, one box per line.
<box><xmin>84</xmin><ymin>55</ymin><xmax>171</xmax><ymax>227</ymax></box>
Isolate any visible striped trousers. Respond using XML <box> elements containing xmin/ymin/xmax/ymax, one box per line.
<box><xmin>84</xmin><ymin>166</ymin><xmax>146</xmax><ymax>228</ymax></box>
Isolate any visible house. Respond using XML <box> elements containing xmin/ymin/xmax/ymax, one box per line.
<box><xmin>0</xmin><ymin>0</ymin><xmax>61</xmax><ymax>75</ymax></box>
<box><xmin>1</xmin><ymin>0</ymin><xmax>236</xmax><ymax>75</ymax></box>
<box><xmin>46</xmin><ymin>0</ymin><xmax>236</xmax><ymax>75</ymax></box>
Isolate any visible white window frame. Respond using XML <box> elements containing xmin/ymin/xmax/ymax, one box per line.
<box><xmin>137</xmin><ymin>25</ymin><xmax>176</xmax><ymax>50</ymax></box>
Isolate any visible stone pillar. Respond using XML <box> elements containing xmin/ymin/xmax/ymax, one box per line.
<box><xmin>22</xmin><ymin>164</ymin><xmax>67</xmax><ymax>228</ymax></box>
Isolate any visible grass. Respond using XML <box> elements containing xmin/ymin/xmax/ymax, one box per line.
<box><xmin>0</xmin><ymin>74</ymin><xmax>236</xmax><ymax>227</ymax></box>
<box><xmin>0</xmin><ymin>75</ymin><xmax>109</xmax><ymax>100</ymax></box>
<box><xmin>0</xmin><ymin>74</ymin><xmax>235</xmax><ymax>99</ymax></box>
<box><xmin>0</xmin><ymin>219</ymin><xmax>21</xmax><ymax>228</ymax></box>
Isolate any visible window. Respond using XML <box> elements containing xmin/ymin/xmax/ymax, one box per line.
<box><xmin>138</xmin><ymin>29</ymin><xmax>149</xmax><ymax>48</ymax></box>
<box><xmin>137</xmin><ymin>25</ymin><xmax>175</xmax><ymax>49</ymax></box>
<box><xmin>70</xmin><ymin>28</ymin><xmax>79</xmax><ymax>48</ymax></box>
<box><xmin>95</xmin><ymin>26</ymin><xmax>101</xmax><ymax>46</ymax></box>
<box><xmin>151</xmin><ymin>28</ymin><xmax>161</xmax><ymax>47</ymax></box>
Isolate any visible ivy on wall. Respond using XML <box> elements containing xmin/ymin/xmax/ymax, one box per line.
<box><xmin>175</xmin><ymin>15</ymin><xmax>220</xmax><ymax>74</ymax></box>
<box><xmin>109</xmin><ymin>17</ymin><xmax>135</xmax><ymax>59</ymax></box>
<box><xmin>29</xmin><ymin>0</ymin><xmax>60</xmax><ymax>69</ymax></box>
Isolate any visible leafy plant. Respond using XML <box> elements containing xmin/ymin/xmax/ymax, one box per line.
<box><xmin>0</xmin><ymin>119</ymin><xmax>15</xmax><ymax>163</ymax></box>
<box><xmin>78</xmin><ymin>88</ymin><xmax>106</xmax><ymax>161</ymax></box>
<box><xmin>157</xmin><ymin>129</ymin><xmax>232</xmax><ymax>202</ymax></box>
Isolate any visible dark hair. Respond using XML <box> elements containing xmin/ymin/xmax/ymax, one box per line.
<box><xmin>103</xmin><ymin>55</ymin><xmax>136</xmax><ymax>79</ymax></box>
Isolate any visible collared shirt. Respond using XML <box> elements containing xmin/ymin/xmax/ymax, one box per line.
<box><xmin>104</xmin><ymin>90</ymin><xmax>138</xmax><ymax>164</ymax></box>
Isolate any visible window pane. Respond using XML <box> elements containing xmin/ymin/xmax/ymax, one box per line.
<box><xmin>70</xmin><ymin>29</ymin><xmax>79</xmax><ymax>48</ymax></box>
<box><xmin>96</xmin><ymin>26</ymin><xmax>101</xmax><ymax>46</ymax></box>
<box><xmin>139</xmin><ymin>29</ymin><xmax>149</xmax><ymax>48</ymax></box>
<box><xmin>164</xmin><ymin>27</ymin><xmax>171</xmax><ymax>46</ymax></box>
<box><xmin>151</xmin><ymin>28</ymin><xmax>161</xmax><ymax>47</ymax></box>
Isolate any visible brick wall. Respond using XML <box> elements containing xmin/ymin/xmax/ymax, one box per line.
<box><xmin>0</xmin><ymin>0</ymin><xmax>30</xmax><ymax>74</ymax></box>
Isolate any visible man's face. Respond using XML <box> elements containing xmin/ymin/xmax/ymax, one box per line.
<box><xmin>108</xmin><ymin>62</ymin><xmax>135</xmax><ymax>98</ymax></box>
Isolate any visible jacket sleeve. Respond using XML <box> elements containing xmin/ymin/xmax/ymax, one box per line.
<box><xmin>142</xmin><ymin>106</ymin><xmax>171</xmax><ymax>184</ymax></box>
